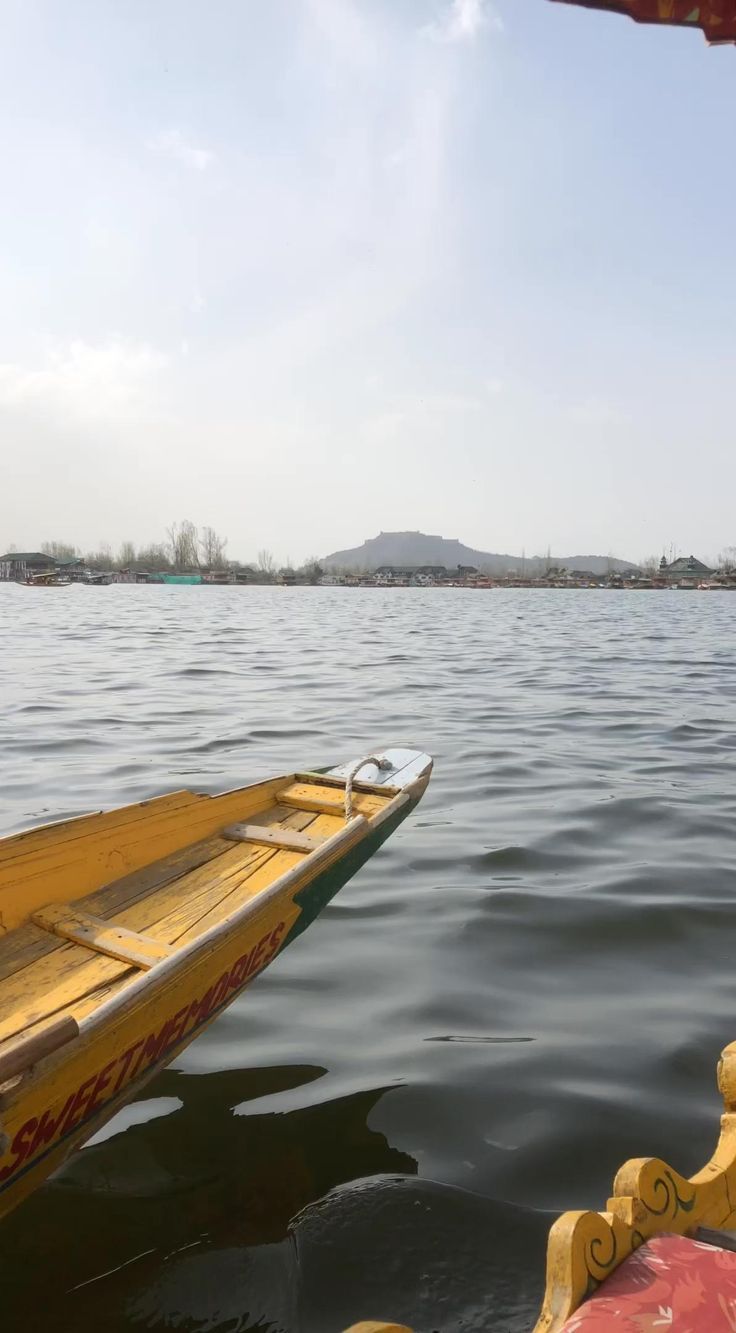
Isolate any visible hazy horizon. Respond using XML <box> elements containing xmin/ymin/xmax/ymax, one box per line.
<box><xmin>3</xmin><ymin>1</ymin><xmax>734</xmax><ymax>566</ymax></box>
<box><xmin>0</xmin><ymin>526</ymin><xmax>719</xmax><ymax>572</ymax></box>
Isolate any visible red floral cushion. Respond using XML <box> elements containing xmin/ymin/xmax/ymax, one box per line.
<box><xmin>560</xmin><ymin>1233</ymin><xmax>736</xmax><ymax>1331</ymax></box>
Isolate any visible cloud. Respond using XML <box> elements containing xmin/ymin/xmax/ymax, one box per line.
<box><xmin>360</xmin><ymin>391</ymin><xmax>483</xmax><ymax>446</ymax></box>
<box><xmin>423</xmin><ymin>0</ymin><xmax>501</xmax><ymax>43</ymax></box>
<box><xmin>567</xmin><ymin>397</ymin><xmax>628</xmax><ymax>427</ymax></box>
<box><xmin>303</xmin><ymin>0</ymin><xmax>379</xmax><ymax>71</ymax></box>
<box><xmin>84</xmin><ymin>218</ymin><xmax>116</xmax><ymax>250</ymax></box>
<box><xmin>0</xmin><ymin>339</ymin><xmax>170</xmax><ymax>425</ymax></box>
<box><xmin>147</xmin><ymin>129</ymin><xmax>213</xmax><ymax>171</ymax></box>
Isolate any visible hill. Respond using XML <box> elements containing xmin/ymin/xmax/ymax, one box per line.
<box><xmin>322</xmin><ymin>532</ymin><xmax>637</xmax><ymax>576</ymax></box>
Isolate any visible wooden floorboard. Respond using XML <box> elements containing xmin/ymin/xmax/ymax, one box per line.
<box><xmin>88</xmin><ymin>835</ymin><xmax>234</xmax><ymax>916</ymax></box>
<box><xmin>0</xmin><ymin>945</ymin><xmax>135</xmax><ymax>1044</ymax></box>
<box><xmin>0</xmin><ymin>782</ymin><xmax>288</xmax><ymax>931</ymax></box>
<box><xmin>0</xmin><ymin>846</ymin><xmax>269</xmax><ymax>1042</ymax></box>
<box><xmin>0</xmin><ymin>924</ymin><xmax>62</xmax><ymax>987</ymax></box>
<box><xmin>170</xmin><ymin>809</ymin><xmax>343</xmax><ymax>945</ymax></box>
<box><xmin>0</xmin><ymin>807</ymin><xmax>300</xmax><ymax>986</ymax></box>
<box><xmin>0</xmin><ymin>834</ymin><xmax>235</xmax><ymax>986</ymax></box>
<box><xmin>133</xmin><ymin>810</ymin><xmax>322</xmax><ymax>943</ymax></box>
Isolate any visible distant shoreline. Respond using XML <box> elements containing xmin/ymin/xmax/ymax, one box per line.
<box><xmin>5</xmin><ymin>576</ymin><xmax>734</xmax><ymax>592</ymax></box>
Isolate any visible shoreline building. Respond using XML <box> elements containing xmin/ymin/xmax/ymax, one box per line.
<box><xmin>658</xmin><ymin>555</ymin><xmax>714</xmax><ymax>586</ymax></box>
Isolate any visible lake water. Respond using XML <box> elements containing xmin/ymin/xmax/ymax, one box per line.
<box><xmin>1</xmin><ymin>584</ymin><xmax>736</xmax><ymax>1333</ymax></box>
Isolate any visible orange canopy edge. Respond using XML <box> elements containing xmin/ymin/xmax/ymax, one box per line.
<box><xmin>550</xmin><ymin>1</ymin><xmax>736</xmax><ymax>43</ymax></box>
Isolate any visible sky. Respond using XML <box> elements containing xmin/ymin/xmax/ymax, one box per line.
<box><xmin>1</xmin><ymin>0</ymin><xmax>735</xmax><ymax>567</ymax></box>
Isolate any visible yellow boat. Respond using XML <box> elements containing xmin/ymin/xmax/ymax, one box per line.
<box><xmin>0</xmin><ymin>748</ymin><xmax>431</xmax><ymax>1221</ymax></box>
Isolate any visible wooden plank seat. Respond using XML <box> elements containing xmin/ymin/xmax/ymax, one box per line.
<box><xmin>276</xmin><ymin>782</ymin><xmax>387</xmax><ymax>819</ymax></box>
<box><xmin>294</xmin><ymin>771</ymin><xmax>401</xmax><ymax>796</ymax></box>
<box><xmin>31</xmin><ymin>905</ymin><xmax>175</xmax><ymax>970</ymax></box>
<box><xmin>222</xmin><ymin>824</ymin><xmax>325</xmax><ymax>853</ymax></box>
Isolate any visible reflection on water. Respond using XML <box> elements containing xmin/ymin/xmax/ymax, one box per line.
<box><xmin>2</xmin><ymin>586</ymin><xmax>736</xmax><ymax>1330</ymax></box>
<box><xmin>1</xmin><ymin>1060</ymin><xmax>549</xmax><ymax>1333</ymax></box>
<box><xmin>0</xmin><ymin>1068</ymin><xmax>416</xmax><ymax>1329</ymax></box>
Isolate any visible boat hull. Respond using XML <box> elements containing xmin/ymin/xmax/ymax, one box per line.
<box><xmin>0</xmin><ymin>766</ymin><xmax>427</xmax><ymax>1219</ymax></box>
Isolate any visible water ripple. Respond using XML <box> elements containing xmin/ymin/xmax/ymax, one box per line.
<box><xmin>2</xmin><ymin>585</ymin><xmax>736</xmax><ymax>1330</ymax></box>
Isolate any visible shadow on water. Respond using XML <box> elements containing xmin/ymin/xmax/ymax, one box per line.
<box><xmin>293</xmin><ymin>1175</ymin><xmax>549</xmax><ymax>1333</ymax></box>
<box><xmin>0</xmin><ymin>1065</ymin><xmax>548</xmax><ymax>1332</ymax></box>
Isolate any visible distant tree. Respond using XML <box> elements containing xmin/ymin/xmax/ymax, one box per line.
<box><xmin>85</xmin><ymin>545</ymin><xmax>113</xmax><ymax>570</ymax></box>
<box><xmin>167</xmin><ymin>520</ymin><xmax>200</xmax><ymax>570</ymax></box>
<box><xmin>136</xmin><ymin>542</ymin><xmax>171</xmax><ymax>571</ymax></box>
<box><xmin>199</xmin><ymin>526</ymin><xmax>228</xmax><ymax>569</ymax></box>
<box><xmin>639</xmin><ymin>555</ymin><xmax>659</xmax><ymax>577</ymax></box>
<box><xmin>718</xmin><ymin>546</ymin><xmax>736</xmax><ymax>573</ymax></box>
<box><xmin>257</xmin><ymin>549</ymin><xmax>276</xmax><ymax>578</ymax></box>
<box><xmin>118</xmin><ymin>541</ymin><xmax>137</xmax><ymax>569</ymax></box>
<box><xmin>301</xmin><ymin>556</ymin><xmax>323</xmax><ymax>584</ymax></box>
<box><xmin>42</xmin><ymin>540</ymin><xmax>78</xmax><ymax>560</ymax></box>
